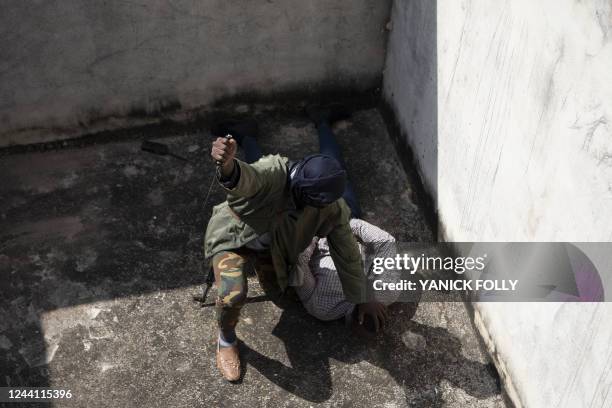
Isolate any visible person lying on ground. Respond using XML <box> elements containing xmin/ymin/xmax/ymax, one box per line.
<box><xmin>291</xmin><ymin>217</ymin><xmax>401</xmax><ymax>333</ymax></box>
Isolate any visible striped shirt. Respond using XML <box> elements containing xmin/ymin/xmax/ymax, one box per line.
<box><xmin>291</xmin><ymin>218</ymin><xmax>399</xmax><ymax>321</ymax></box>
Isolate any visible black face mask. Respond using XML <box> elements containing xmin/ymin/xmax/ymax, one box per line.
<box><xmin>288</xmin><ymin>154</ymin><xmax>347</xmax><ymax>209</ymax></box>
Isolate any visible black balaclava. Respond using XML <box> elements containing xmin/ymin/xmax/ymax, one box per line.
<box><xmin>289</xmin><ymin>154</ymin><xmax>347</xmax><ymax>208</ymax></box>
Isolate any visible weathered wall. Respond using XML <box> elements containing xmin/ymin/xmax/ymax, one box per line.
<box><xmin>384</xmin><ymin>0</ymin><xmax>612</xmax><ymax>407</ymax></box>
<box><xmin>0</xmin><ymin>0</ymin><xmax>390</xmax><ymax>147</ymax></box>
<box><xmin>382</xmin><ymin>0</ymin><xmax>437</xmax><ymax>196</ymax></box>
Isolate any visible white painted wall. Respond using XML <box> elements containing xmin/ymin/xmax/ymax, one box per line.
<box><xmin>436</xmin><ymin>0</ymin><xmax>612</xmax><ymax>243</ymax></box>
<box><xmin>384</xmin><ymin>0</ymin><xmax>612</xmax><ymax>407</ymax></box>
<box><xmin>0</xmin><ymin>0</ymin><xmax>390</xmax><ymax>147</ymax></box>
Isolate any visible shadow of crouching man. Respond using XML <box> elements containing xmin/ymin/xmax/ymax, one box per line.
<box><xmin>242</xmin><ymin>306</ymin><xmax>501</xmax><ymax>405</ymax></box>
<box><xmin>241</xmin><ymin>305</ymin><xmax>337</xmax><ymax>402</ymax></box>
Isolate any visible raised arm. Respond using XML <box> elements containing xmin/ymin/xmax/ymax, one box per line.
<box><xmin>350</xmin><ymin>218</ymin><xmax>396</xmax><ymax>245</ymax></box>
<box><xmin>210</xmin><ymin>136</ymin><xmax>263</xmax><ymax>197</ymax></box>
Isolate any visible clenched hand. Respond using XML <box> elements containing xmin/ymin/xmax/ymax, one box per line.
<box><xmin>211</xmin><ymin>136</ymin><xmax>237</xmax><ymax>178</ymax></box>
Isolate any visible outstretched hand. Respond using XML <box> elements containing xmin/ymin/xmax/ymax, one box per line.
<box><xmin>357</xmin><ymin>301</ymin><xmax>388</xmax><ymax>332</ymax></box>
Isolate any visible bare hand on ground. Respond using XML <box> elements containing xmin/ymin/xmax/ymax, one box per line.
<box><xmin>357</xmin><ymin>301</ymin><xmax>388</xmax><ymax>332</ymax></box>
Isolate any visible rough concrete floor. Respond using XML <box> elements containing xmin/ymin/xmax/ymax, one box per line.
<box><xmin>0</xmin><ymin>106</ymin><xmax>507</xmax><ymax>407</ymax></box>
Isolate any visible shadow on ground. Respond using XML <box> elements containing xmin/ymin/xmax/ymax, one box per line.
<box><xmin>243</xmin><ymin>304</ymin><xmax>500</xmax><ymax>407</ymax></box>
<box><xmin>0</xmin><ymin>105</ymin><xmax>504</xmax><ymax>407</ymax></box>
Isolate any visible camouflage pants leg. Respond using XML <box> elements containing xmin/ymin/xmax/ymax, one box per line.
<box><xmin>212</xmin><ymin>250</ymin><xmax>249</xmax><ymax>337</ymax></box>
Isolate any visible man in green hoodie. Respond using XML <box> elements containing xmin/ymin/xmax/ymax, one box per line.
<box><xmin>205</xmin><ymin>109</ymin><xmax>387</xmax><ymax>381</ymax></box>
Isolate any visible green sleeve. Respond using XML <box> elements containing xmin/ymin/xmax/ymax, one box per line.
<box><xmin>327</xmin><ymin>201</ymin><xmax>367</xmax><ymax>304</ymax></box>
<box><xmin>219</xmin><ymin>158</ymin><xmax>263</xmax><ymax>198</ymax></box>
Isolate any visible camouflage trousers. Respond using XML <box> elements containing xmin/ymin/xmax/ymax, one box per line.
<box><xmin>212</xmin><ymin>248</ymin><xmax>292</xmax><ymax>336</ymax></box>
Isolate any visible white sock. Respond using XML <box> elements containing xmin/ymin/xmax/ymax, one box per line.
<box><xmin>218</xmin><ymin>333</ymin><xmax>237</xmax><ymax>347</ymax></box>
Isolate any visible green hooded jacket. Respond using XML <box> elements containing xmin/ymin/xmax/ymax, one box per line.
<box><xmin>204</xmin><ymin>154</ymin><xmax>366</xmax><ymax>304</ymax></box>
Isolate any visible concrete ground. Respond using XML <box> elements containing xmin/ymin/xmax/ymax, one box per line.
<box><xmin>0</xmin><ymin>106</ymin><xmax>507</xmax><ymax>407</ymax></box>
